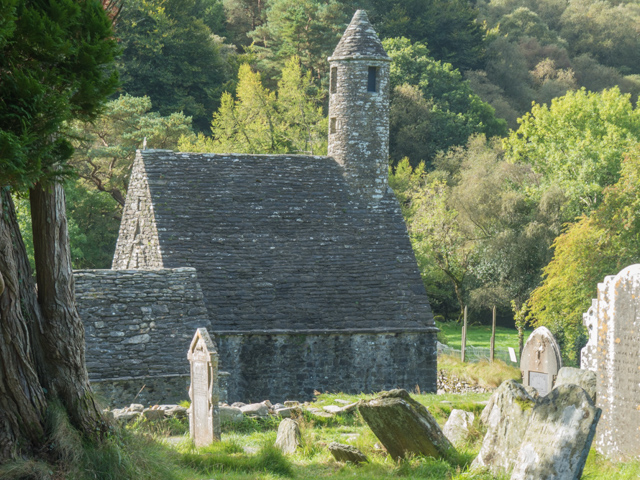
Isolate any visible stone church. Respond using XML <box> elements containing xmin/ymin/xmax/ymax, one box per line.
<box><xmin>75</xmin><ymin>10</ymin><xmax>438</xmax><ymax>404</ymax></box>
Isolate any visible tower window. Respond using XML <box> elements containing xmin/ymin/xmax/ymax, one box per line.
<box><xmin>330</xmin><ymin>117</ymin><xmax>337</xmax><ymax>134</ymax></box>
<box><xmin>330</xmin><ymin>67</ymin><xmax>337</xmax><ymax>94</ymax></box>
<box><xmin>367</xmin><ymin>66</ymin><xmax>378</xmax><ymax>92</ymax></box>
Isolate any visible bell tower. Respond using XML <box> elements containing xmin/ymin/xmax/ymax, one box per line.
<box><xmin>328</xmin><ymin>10</ymin><xmax>391</xmax><ymax>204</ymax></box>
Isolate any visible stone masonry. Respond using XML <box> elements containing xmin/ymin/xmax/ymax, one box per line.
<box><xmin>75</xmin><ymin>10</ymin><xmax>438</xmax><ymax>403</ymax></box>
<box><xmin>75</xmin><ymin>268</ymin><xmax>211</xmax><ymax>405</ymax></box>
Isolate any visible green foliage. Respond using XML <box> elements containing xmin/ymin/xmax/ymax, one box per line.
<box><xmin>0</xmin><ymin>0</ymin><xmax>119</xmax><ymax>189</ymax></box>
<box><xmin>528</xmin><ymin>145</ymin><xmax>640</xmax><ymax>364</ymax></box>
<box><xmin>384</xmin><ymin>37</ymin><xmax>507</xmax><ymax>170</ymax></box>
<box><xmin>505</xmin><ymin>87</ymin><xmax>640</xmax><ymax>218</ymax></box>
<box><xmin>362</xmin><ymin>0</ymin><xmax>486</xmax><ymax>71</ymax></box>
<box><xmin>181</xmin><ymin>57</ymin><xmax>327</xmax><ymax>155</ymax></box>
<box><xmin>559</xmin><ymin>0</ymin><xmax>640</xmax><ymax>75</ymax></box>
<box><xmin>115</xmin><ymin>0</ymin><xmax>234</xmax><ymax>132</ymax></box>
<box><xmin>392</xmin><ymin>135</ymin><xmax>561</xmax><ymax>322</ymax></box>
<box><xmin>249</xmin><ymin>0</ymin><xmax>348</xmax><ymax>83</ymax></box>
<box><xmin>70</xmin><ymin>94</ymin><xmax>194</xmax><ymax>208</ymax></box>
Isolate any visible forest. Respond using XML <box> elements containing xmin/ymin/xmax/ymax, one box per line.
<box><xmin>9</xmin><ymin>0</ymin><xmax>640</xmax><ymax>367</ymax></box>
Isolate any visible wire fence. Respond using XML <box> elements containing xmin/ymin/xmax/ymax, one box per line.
<box><xmin>437</xmin><ymin>342</ymin><xmax>519</xmax><ymax>366</ymax></box>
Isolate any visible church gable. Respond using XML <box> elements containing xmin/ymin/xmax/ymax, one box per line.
<box><xmin>112</xmin><ymin>151</ymin><xmax>163</xmax><ymax>269</ymax></box>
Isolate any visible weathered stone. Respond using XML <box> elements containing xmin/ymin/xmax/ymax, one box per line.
<box><xmin>473</xmin><ymin>381</ymin><xmax>601</xmax><ymax>479</ymax></box>
<box><xmin>510</xmin><ymin>384</ymin><xmax>600</xmax><ymax>480</ymax></box>
<box><xmin>472</xmin><ymin>381</ymin><xmax>537</xmax><ymax>474</ymax></box>
<box><xmin>593</xmin><ymin>265</ymin><xmax>640</xmax><ymax>460</ymax></box>
<box><xmin>580</xmin><ymin>298</ymin><xmax>598</xmax><ymax>371</ymax></box>
<box><xmin>323</xmin><ymin>405</ymin><xmax>343</xmax><ymax>414</ymax></box>
<box><xmin>129</xmin><ymin>403</ymin><xmax>144</xmax><ymax>413</ymax></box>
<box><xmin>240</xmin><ymin>403</ymin><xmax>269</xmax><ymax>417</ymax></box>
<box><xmin>274</xmin><ymin>418</ymin><xmax>301</xmax><ymax>455</ymax></box>
<box><xmin>188</xmin><ymin>328</ymin><xmax>220</xmax><ymax>446</ymax></box>
<box><xmin>328</xmin><ymin>442</ymin><xmax>368</xmax><ymax>464</ymax></box>
<box><xmin>555</xmin><ymin>367</ymin><xmax>596</xmax><ymax>403</ymax></box>
<box><xmin>358</xmin><ymin>389</ymin><xmax>454</xmax><ymax>460</ymax></box>
<box><xmin>113</xmin><ymin>410</ymin><xmax>142</xmax><ymax>423</ymax></box>
<box><xmin>443</xmin><ymin>409</ymin><xmax>475</xmax><ymax>447</ymax></box>
<box><xmin>275</xmin><ymin>407</ymin><xmax>301</xmax><ymax>418</ymax></box>
<box><xmin>165</xmin><ymin>405</ymin><xmax>188</xmax><ymax>419</ymax></box>
<box><xmin>284</xmin><ymin>401</ymin><xmax>300</xmax><ymax>408</ymax></box>
<box><xmin>143</xmin><ymin>408</ymin><xmax>165</xmax><ymax>421</ymax></box>
<box><xmin>220</xmin><ymin>406</ymin><xmax>244</xmax><ymax>424</ymax></box>
<box><xmin>520</xmin><ymin>327</ymin><xmax>562</xmax><ymax>396</ymax></box>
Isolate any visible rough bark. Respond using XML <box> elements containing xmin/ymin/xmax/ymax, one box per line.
<box><xmin>0</xmin><ymin>188</ymin><xmax>47</xmax><ymax>462</ymax></box>
<box><xmin>29</xmin><ymin>182</ymin><xmax>105</xmax><ymax>438</ymax></box>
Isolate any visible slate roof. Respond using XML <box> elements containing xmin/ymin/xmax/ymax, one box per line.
<box><xmin>330</xmin><ymin>10</ymin><xmax>389</xmax><ymax>60</ymax></box>
<box><xmin>115</xmin><ymin>150</ymin><xmax>435</xmax><ymax>334</ymax></box>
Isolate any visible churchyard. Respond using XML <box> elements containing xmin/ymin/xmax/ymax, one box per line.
<box><xmin>82</xmin><ymin>375</ymin><xmax>640</xmax><ymax>480</ymax></box>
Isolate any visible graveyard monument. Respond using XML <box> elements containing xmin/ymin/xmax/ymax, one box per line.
<box><xmin>188</xmin><ymin>328</ymin><xmax>221</xmax><ymax>446</ymax></box>
<box><xmin>591</xmin><ymin>265</ymin><xmax>640</xmax><ymax>461</ymax></box>
<box><xmin>520</xmin><ymin>326</ymin><xmax>562</xmax><ymax>396</ymax></box>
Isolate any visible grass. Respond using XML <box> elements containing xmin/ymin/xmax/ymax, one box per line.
<box><xmin>4</xmin><ymin>376</ymin><xmax>639</xmax><ymax>479</ymax></box>
<box><xmin>436</xmin><ymin>321</ymin><xmax>526</xmax><ymax>351</ymax></box>
<box><xmin>438</xmin><ymin>354</ymin><xmax>522</xmax><ymax>388</ymax></box>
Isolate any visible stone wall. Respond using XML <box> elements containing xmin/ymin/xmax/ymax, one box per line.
<box><xmin>75</xmin><ymin>268</ymin><xmax>212</xmax><ymax>405</ymax></box>
<box><xmin>217</xmin><ymin>331</ymin><xmax>437</xmax><ymax>403</ymax></box>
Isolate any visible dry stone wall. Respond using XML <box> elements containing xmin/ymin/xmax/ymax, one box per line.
<box><xmin>75</xmin><ymin>268</ymin><xmax>212</xmax><ymax>405</ymax></box>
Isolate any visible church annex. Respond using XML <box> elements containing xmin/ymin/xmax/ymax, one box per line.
<box><xmin>75</xmin><ymin>10</ymin><xmax>438</xmax><ymax>403</ymax></box>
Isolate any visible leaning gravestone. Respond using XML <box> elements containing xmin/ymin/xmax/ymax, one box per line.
<box><xmin>520</xmin><ymin>326</ymin><xmax>562</xmax><ymax>396</ymax></box>
<box><xmin>358</xmin><ymin>389</ymin><xmax>454</xmax><ymax>460</ymax></box>
<box><xmin>594</xmin><ymin>265</ymin><xmax>640</xmax><ymax>461</ymax></box>
<box><xmin>188</xmin><ymin>328</ymin><xmax>221</xmax><ymax>447</ymax></box>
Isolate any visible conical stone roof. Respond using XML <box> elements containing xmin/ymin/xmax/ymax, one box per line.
<box><xmin>330</xmin><ymin>10</ymin><xmax>389</xmax><ymax>60</ymax></box>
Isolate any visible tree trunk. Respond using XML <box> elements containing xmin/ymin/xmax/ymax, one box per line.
<box><xmin>29</xmin><ymin>182</ymin><xmax>105</xmax><ymax>438</ymax></box>
<box><xmin>0</xmin><ymin>188</ymin><xmax>47</xmax><ymax>462</ymax></box>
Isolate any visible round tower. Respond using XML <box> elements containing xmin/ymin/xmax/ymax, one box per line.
<box><xmin>328</xmin><ymin>10</ymin><xmax>391</xmax><ymax>203</ymax></box>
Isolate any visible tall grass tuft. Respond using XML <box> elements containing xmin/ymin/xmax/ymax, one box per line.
<box><xmin>438</xmin><ymin>354</ymin><xmax>521</xmax><ymax>388</ymax></box>
<box><xmin>178</xmin><ymin>440</ymin><xmax>293</xmax><ymax>477</ymax></box>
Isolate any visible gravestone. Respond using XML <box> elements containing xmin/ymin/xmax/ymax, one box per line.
<box><xmin>594</xmin><ymin>265</ymin><xmax>640</xmax><ymax>461</ymax></box>
<box><xmin>580</xmin><ymin>298</ymin><xmax>600</xmax><ymax>371</ymax></box>
<box><xmin>520</xmin><ymin>326</ymin><xmax>562</xmax><ymax>396</ymax></box>
<box><xmin>188</xmin><ymin>328</ymin><xmax>220</xmax><ymax>446</ymax></box>
<box><xmin>358</xmin><ymin>389</ymin><xmax>454</xmax><ymax>460</ymax></box>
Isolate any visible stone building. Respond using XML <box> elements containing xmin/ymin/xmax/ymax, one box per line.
<box><xmin>75</xmin><ymin>10</ymin><xmax>438</xmax><ymax>403</ymax></box>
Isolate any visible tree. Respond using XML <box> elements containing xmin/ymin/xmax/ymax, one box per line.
<box><xmin>391</xmin><ymin>134</ymin><xmax>565</xmax><ymax>323</ymax></box>
<box><xmin>69</xmin><ymin>94</ymin><xmax>194</xmax><ymax>208</ymax></box>
<box><xmin>0</xmin><ymin>0</ymin><xmax>118</xmax><ymax>463</ymax></box>
<box><xmin>384</xmin><ymin>37</ymin><xmax>507</xmax><ymax>169</ymax></box>
<box><xmin>248</xmin><ymin>0</ymin><xmax>348</xmax><ymax>84</ymax></box>
<box><xmin>115</xmin><ymin>0</ymin><xmax>234</xmax><ymax>132</ymax></box>
<box><xmin>361</xmin><ymin>0</ymin><xmax>486</xmax><ymax>71</ymax></box>
<box><xmin>559</xmin><ymin>0</ymin><xmax>640</xmax><ymax>75</ymax></box>
<box><xmin>504</xmin><ymin>87</ymin><xmax>640</xmax><ymax>218</ymax></box>
<box><xmin>181</xmin><ymin>57</ymin><xmax>327</xmax><ymax>154</ymax></box>
<box><xmin>528</xmin><ymin>145</ymin><xmax>640</xmax><ymax>364</ymax></box>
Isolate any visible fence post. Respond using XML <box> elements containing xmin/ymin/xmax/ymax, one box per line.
<box><xmin>490</xmin><ymin>305</ymin><xmax>496</xmax><ymax>363</ymax></box>
<box><xmin>461</xmin><ymin>306</ymin><xmax>467</xmax><ymax>362</ymax></box>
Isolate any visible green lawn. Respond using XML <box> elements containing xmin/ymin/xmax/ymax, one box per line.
<box><xmin>8</xmin><ymin>388</ymin><xmax>640</xmax><ymax>479</ymax></box>
<box><xmin>437</xmin><ymin>321</ymin><xmax>527</xmax><ymax>351</ymax></box>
